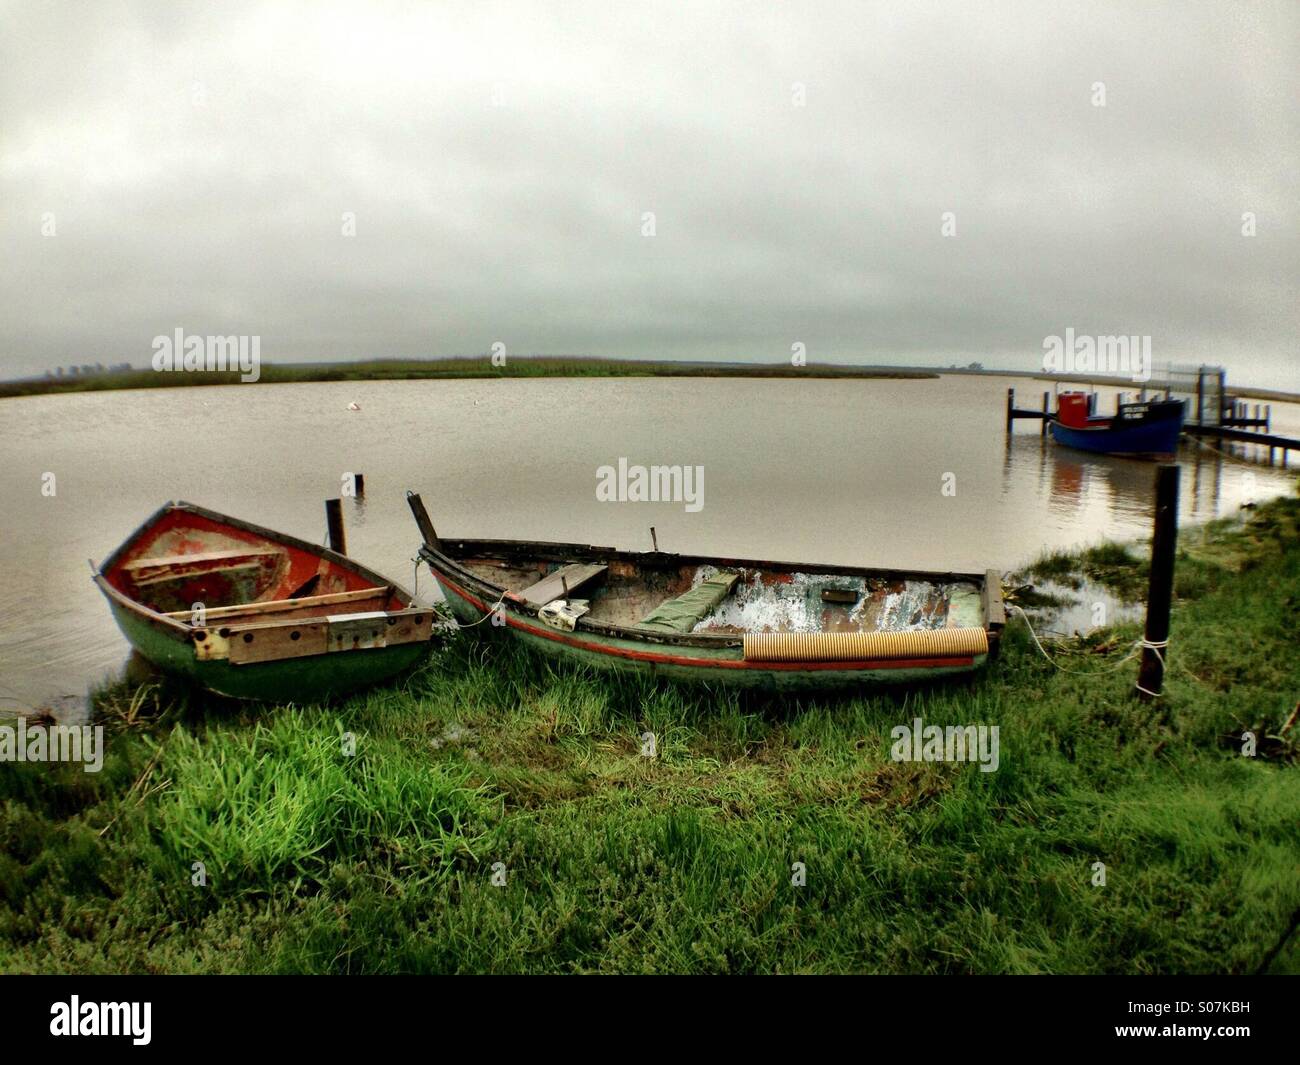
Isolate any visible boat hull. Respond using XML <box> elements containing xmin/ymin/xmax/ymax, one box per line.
<box><xmin>432</xmin><ymin>569</ymin><xmax>989</xmax><ymax>692</ymax></box>
<box><xmin>95</xmin><ymin>502</ymin><xmax>433</xmax><ymax>701</ymax></box>
<box><xmin>106</xmin><ymin>598</ymin><xmax>427</xmax><ymax>702</ymax></box>
<box><xmin>1049</xmin><ymin>414</ymin><xmax>1183</xmax><ymax>456</ymax></box>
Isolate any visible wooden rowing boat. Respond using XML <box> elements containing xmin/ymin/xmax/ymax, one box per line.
<box><xmin>93</xmin><ymin>502</ymin><xmax>434</xmax><ymax>701</ymax></box>
<box><xmin>406</xmin><ymin>493</ymin><xmax>1004</xmax><ymax>691</ymax></box>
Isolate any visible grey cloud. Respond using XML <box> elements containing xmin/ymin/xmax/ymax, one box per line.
<box><xmin>1</xmin><ymin>0</ymin><xmax>1296</xmax><ymax>387</ymax></box>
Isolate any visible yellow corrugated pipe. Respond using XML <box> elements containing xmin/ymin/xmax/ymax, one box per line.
<box><xmin>743</xmin><ymin>627</ymin><xmax>988</xmax><ymax>662</ymax></box>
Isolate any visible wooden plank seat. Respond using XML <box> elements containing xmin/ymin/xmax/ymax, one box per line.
<box><xmin>123</xmin><ymin>548</ymin><xmax>284</xmax><ymax>585</ymax></box>
<box><xmin>516</xmin><ymin>563</ymin><xmax>607</xmax><ymax>606</ymax></box>
<box><xmin>163</xmin><ymin>585</ymin><xmax>390</xmax><ymax>622</ymax></box>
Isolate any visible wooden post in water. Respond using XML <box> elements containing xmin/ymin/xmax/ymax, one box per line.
<box><xmin>1041</xmin><ymin>391</ymin><xmax>1050</xmax><ymax>436</ymax></box>
<box><xmin>353</xmin><ymin>473</ymin><xmax>365</xmax><ymax>497</ymax></box>
<box><xmin>325</xmin><ymin>498</ymin><xmax>347</xmax><ymax>556</ymax></box>
<box><xmin>1136</xmin><ymin>464</ymin><xmax>1179</xmax><ymax>703</ymax></box>
<box><xmin>1006</xmin><ymin>388</ymin><xmax>1015</xmax><ymax>433</ymax></box>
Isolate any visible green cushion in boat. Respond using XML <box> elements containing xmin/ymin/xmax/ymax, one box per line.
<box><xmin>638</xmin><ymin>572</ymin><xmax>739</xmax><ymax>633</ymax></box>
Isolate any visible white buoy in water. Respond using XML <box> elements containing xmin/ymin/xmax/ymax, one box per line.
<box><xmin>347</xmin><ymin>402</ymin><xmax>361</xmax><ymax>411</ymax></box>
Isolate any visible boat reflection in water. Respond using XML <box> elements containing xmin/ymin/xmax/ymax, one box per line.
<box><xmin>1002</xmin><ymin>430</ymin><xmax>1275</xmax><ymax>545</ymax></box>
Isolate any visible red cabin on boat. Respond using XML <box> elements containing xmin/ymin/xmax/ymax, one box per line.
<box><xmin>1055</xmin><ymin>391</ymin><xmax>1109</xmax><ymax>429</ymax></box>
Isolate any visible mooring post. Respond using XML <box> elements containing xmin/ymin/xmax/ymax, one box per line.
<box><xmin>1006</xmin><ymin>387</ymin><xmax>1014</xmax><ymax>433</ymax></box>
<box><xmin>353</xmin><ymin>472</ymin><xmax>365</xmax><ymax>497</ymax></box>
<box><xmin>1136</xmin><ymin>463</ymin><xmax>1179</xmax><ymax>703</ymax></box>
<box><xmin>1041</xmin><ymin>391</ymin><xmax>1049</xmax><ymax>436</ymax></box>
<box><xmin>405</xmin><ymin>491</ymin><xmax>440</xmax><ymax>550</ymax></box>
<box><xmin>325</xmin><ymin>498</ymin><xmax>347</xmax><ymax>556</ymax></box>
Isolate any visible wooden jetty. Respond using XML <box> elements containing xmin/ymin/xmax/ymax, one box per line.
<box><xmin>1006</xmin><ymin>366</ymin><xmax>1297</xmax><ymax>466</ymax></box>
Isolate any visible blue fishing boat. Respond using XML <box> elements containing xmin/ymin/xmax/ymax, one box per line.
<box><xmin>1048</xmin><ymin>392</ymin><xmax>1185</xmax><ymax>457</ymax></box>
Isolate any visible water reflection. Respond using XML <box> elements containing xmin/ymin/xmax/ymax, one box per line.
<box><xmin>1002</xmin><ymin>431</ymin><xmax>1281</xmax><ymax>536</ymax></box>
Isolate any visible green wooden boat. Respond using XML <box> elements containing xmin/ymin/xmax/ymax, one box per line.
<box><xmin>93</xmin><ymin>502</ymin><xmax>435</xmax><ymax>701</ymax></box>
<box><xmin>407</xmin><ymin>493</ymin><xmax>1005</xmax><ymax>692</ymax></box>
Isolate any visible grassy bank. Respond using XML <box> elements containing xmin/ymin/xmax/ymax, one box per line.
<box><xmin>2</xmin><ymin>495</ymin><xmax>1297</xmax><ymax>974</ymax></box>
<box><xmin>0</xmin><ymin>357</ymin><xmax>937</xmax><ymax>399</ymax></box>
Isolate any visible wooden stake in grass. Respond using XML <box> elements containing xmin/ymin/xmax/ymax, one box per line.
<box><xmin>1136</xmin><ymin>463</ymin><xmax>1179</xmax><ymax>702</ymax></box>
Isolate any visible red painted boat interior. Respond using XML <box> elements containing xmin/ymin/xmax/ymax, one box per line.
<box><xmin>105</xmin><ymin>508</ymin><xmax>391</xmax><ymax>614</ymax></box>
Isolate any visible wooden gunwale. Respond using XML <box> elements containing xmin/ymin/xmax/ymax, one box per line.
<box><xmin>94</xmin><ymin>501</ymin><xmax>416</xmax><ymax>639</ymax></box>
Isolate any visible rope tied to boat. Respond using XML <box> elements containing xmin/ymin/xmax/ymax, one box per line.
<box><xmin>454</xmin><ymin>588</ymin><xmax>509</xmax><ymax>628</ymax></box>
<box><xmin>412</xmin><ymin>555</ymin><xmax>508</xmax><ymax>630</ymax></box>
<box><xmin>1015</xmin><ymin>607</ymin><xmax>1216</xmax><ymax>698</ymax></box>
<box><xmin>1010</xmin><ymin>604</ymin><xmax>1155</xmax><ymax>678</ymax></box>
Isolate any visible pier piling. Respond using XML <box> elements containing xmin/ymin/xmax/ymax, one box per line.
<box><xmin>325</xmin><ymin>498</ymin><xmax>347</xmax><ymax>556</ymax></box>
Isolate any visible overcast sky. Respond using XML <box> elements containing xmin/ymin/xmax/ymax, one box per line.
<box><xmin>2</xmin><ymin>1</ymin><xmax>1296</xmax><ymax>388</ymax></box>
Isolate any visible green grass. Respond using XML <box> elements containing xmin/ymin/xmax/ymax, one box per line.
<box><xmin>2</xmin><ymin>496</ymin><xmax>1298</xmax><ymax>974</ymax></box>
<box><xmin>0</xmin><ymin>357</ymin><xmax>937</xmax><ymax>399</ymax></box>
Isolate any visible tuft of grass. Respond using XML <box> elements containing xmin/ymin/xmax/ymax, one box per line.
<box><xmin>146</xmin><ymin>708</ymin><xmax>498</xmax><ymax>902</ymax></box>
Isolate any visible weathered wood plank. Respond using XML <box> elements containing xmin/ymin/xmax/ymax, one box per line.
<box><xmin>163</xmin><ymin>586</ymin><xmax>389</xmax><ymax>621</ymax></box>
<box><xmin>226</xmin><ymin>620</ymin><xmax>330</xmax><ymax>664</ymax></box>
<box><xmin>982</xmin><ymin>569</ymin><xmax>1006</xmax><ymax>628</ymax></box>
<box><xmin>517</xmin><ymin>563</ymin><xmax>607</xmax><ymax>606</ymax></box>
<box><xmin>325</xmin><ymin>608</ymin><xmax>433</xmax><ymax>652</ymax></box>
<box><xmin>124</xmin><ymin>548</ymin><xmax>282</xmax><ymax>574</ymax></box>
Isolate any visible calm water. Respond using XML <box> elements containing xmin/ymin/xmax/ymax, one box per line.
<box><xmin>1</xmin><ymin>374</ymin><xmax>1295</xmax><ymax>709</ymax></box>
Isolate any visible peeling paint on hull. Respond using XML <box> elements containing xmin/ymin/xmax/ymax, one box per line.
<box><xmin>434</xmin><ymin>571</ymin><xmax>988</xmax><ymax>692</ymax></box>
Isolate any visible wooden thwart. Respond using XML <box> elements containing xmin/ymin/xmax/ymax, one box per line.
<box><xmin>125</xmin><ymin>548</ymin><xmax>280</xmax><ymax>574</ymax></box>
<box><xmin>125</xmin><ymin>548</ymin><xmax>283</xmax><ymax>582</ymax></box>
<box><xmin>163</xmin><ymin>585</ymin><xmax>389</xmax><ymax>621</ymax></box>
<box><xmin>517</xmin><ymin>563</ymin><xmax>607</xmax><ymax>606</ymax></box>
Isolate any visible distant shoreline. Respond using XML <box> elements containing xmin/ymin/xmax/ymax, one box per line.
<box><xmin>1</xmin><ymin>357</ymin><xmax>1295</xmax><ymax>403</ymax></box>
<box><xmin>0</xmin><ymin>357</ymin><xmax>936</xmax><ymax>398</ymax></box>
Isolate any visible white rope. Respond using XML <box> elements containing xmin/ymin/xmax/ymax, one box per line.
<box><xmin>1009</xmin><ymin>604</ymin><xmax>1148</xmax><ymax>677</ymax></box>
<box><xmin>453</xmin><ymin>588</ymin><xmax>509</xmax><ymax>628</ymax></box>
<box><xmin>1011</xmin><ymin>605</ymin><xmax>1183</xmax><ymax>697</ymax></box>
<box><xmin>412</xmin><ymin>556</ymin><xmax>508</xmax><ymax>629</ymax></box>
